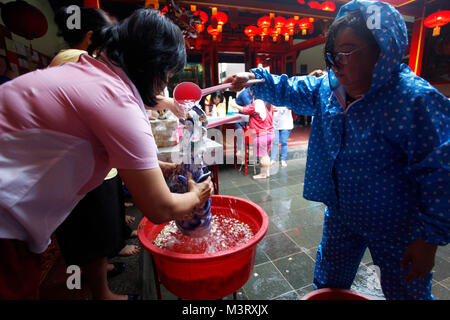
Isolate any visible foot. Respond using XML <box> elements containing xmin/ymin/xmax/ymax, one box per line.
<box><xmin>118</xmin><ymin>244</ymin><xmax>140</xmax><ymax>256</ymax></box>
<box><xmin>281</xmin><ymin>161</ymin><xmax>288</xmax><ymax>168</ymax></box>
<box><xmin>252</xmin><ymin>173</ymin><xmax>269</xmax><ymax>180</ymax></box>
<box><xmin>129</xmin><ymin>230</ymin><xmax>138</xmax><ymax>239</ymax></box>
<box><xmin>270</xmin><ymin>160</ymin><xmax>277</xmax><ymax>166</ymax></box>
<box><xmin>125</xmin><ymin>215</ymin><xmax>135</xmax><ymax>224</ymax></box>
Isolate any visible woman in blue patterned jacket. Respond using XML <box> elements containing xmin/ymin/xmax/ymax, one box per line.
<box><xmin>226</xmin><ymin>0</ymin><xmax>449</xmax><ymax>299</ymax></box>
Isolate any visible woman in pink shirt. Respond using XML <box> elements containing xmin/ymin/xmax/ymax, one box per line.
<box><xmin>0</xmin><ymin>9</ymin><xmax>212</xmax><ymax>299</ymax></box>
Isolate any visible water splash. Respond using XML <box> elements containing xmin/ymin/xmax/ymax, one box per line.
<box><xmin>154</xmin><ymin>214</ymin><xmax>254</xmax><ymax>254</ymax></box>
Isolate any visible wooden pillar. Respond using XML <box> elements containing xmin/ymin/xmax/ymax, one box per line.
<box><xmin>210</xmin><ymin>43</ymin><xmax>219</xmax><ymax>85</ymax></box>
<box><xmin>408</xmin><ymin>7</ymin><xmax>426</xmax><ymax>76</ymax></box>
<box><xmin>83</xmin><ymin>0</ymin><xmax>100</xmax><ymax>8</ymax></box>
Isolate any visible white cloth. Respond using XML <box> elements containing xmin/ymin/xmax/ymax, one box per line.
<box><xmin>273</xmin><ymin>107</ymin><xmax>293</xmax><ymax>130</ymax></box>
<box><xmin>254</xmin><ymin>99</ymin><xmax>267</xmax><ymax>121</ymax></box>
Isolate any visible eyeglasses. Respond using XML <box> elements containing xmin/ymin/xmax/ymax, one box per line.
<box><xmin>325</xmin><ymin>46</ymin><xmax>369</xmax><ymax>69</ymax></box>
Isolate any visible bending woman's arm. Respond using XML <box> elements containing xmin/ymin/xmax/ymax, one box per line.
<box><xmin>119</xmin><ymin>167</ymin><xmax>213</xmax><ymax>224</ymax></box>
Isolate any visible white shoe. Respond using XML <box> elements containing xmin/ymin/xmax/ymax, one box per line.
<box><xmin>281</xmin><ymin>161</ymin><xmax>287</xmax><ymax>168</ymax></box>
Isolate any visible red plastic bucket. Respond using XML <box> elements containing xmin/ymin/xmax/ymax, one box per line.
<box><xmin>301</xmin><ymin>288</ymin><xmax>371</xmax><ymax>300</ymax></box>
<box><xmin>138</xmin><ymin>195</ymin><xmax>268</xmax><ymax>300</ymax></box>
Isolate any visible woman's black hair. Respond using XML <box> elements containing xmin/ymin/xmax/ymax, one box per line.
<box><xmin>55</xmin><ymin>6</ymin><xmax>111</xmax><ymax>48</ymax></box>
<box><xmin>210</xmin><ymin>91</ymin><xmax>224</xmax><ymax>103</ymax></box>
<box><xmin>325</xmin><ymin>10</ymin><xmax>380</xmax><ymax>62</ymax></box>
<box><xmin>90</xmin><ymin>9</ymin><xmax>186</xmax><ymax>107</ymax></box>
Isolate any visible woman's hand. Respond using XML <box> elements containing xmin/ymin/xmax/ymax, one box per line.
<box><xmin>154</xmin><ymin>95</ymin><xmax>186</xmax><ymax>119</ymax></box>
<box><xmin>187</xmin><ymin>174</ymin><xmax>213</xmax><ymax>208</ymax></box>
<box><xmin>223</xmin><ymin>72</ymin><xmax>256</xmax><ymax>92</ymax></box>
<box><xmin>159</xmin><ymin>161</ymin><xmax>181</xmax><ymax>178</ymax></box>
<box><xmin>400</xmin><ymin>238</ymin><xmax>437</xmax><ymax>282</ymax></box>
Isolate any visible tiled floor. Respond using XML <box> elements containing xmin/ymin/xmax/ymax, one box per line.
<box><xmin>42</xmin><ymin>127</ymin><xmax>449</xmax><ymax>300</ymax></box>
<box><xmin>213</xmin><ymin>144</ymin><xmax>450</xmax><ymax>300</ymax></box>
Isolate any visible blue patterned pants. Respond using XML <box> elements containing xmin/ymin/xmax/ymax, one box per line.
<box><xmin>313</xmin><ymin>207</ymin><xmax>434</xmax><ymax>300</ymax></box>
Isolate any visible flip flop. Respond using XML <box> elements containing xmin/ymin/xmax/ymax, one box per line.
<box><xmin>107</xmin><ymin>262</ymin><xmax>125</xmax><ymax>279</ymax></box>
<box><xmin>127</xmin><ymin>294</ymin><xmax>142</xmax><ymax>300</ymax></box>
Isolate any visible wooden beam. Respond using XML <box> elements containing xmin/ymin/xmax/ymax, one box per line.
<box><xmin>288</xmin><ymin>35</ymin><xmax>327</xmax><ymax>53</ymax></box>
<box><xmin>84</xmin><ymin>0</ymin><xmax>100</xmax><ymax>8</ymax></box>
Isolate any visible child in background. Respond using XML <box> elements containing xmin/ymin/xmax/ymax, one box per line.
<box><xmin>233</xmin><ymin>96</ymin><xmax>274</xmax><ymax>179</ymax></box>
<box><xmin>204</xmin><ymin>91</ymin><xmax>226</xmax><ymax>117</ymax></box>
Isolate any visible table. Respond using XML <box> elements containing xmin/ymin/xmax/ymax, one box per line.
<box><xmin>207</xmin><ymin>114</ymin><xmax>249</xmax><ymax>129</ymax></box>
<box><xmin>207</xmin><ymin>114</ymin><xmax>249</xmax><ymax>168</ymax></box>
<box><xmin>157</xmin><ymin>138</ymin><xmax>223</xmax><ymax>194</ymax></box>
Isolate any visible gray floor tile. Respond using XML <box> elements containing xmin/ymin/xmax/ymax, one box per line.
<box><xmin>432</xmin><ymin>282</ymin><xmax>450</xmax><ymax>300</ymax></box>
<box><xmin>285</xmin><ymin>225</ymin><xmax>323</xmax><ymax>251</ymax></box>
<box><xmin>243</xmin><ymin>262</ymin><xmax>293</xmax><ymax>300</ymax></box>
<box><xmin>273</xmin><ymin>252</ymin><xmax>316</xmax><ymax>290</ymax></box>
<box><xmin>254</xmin><ymin>244</ymin><xmax>270</xmax><ymax>265</ymax></box>
<box><xmin>296</xmin><ymin>284</ymin><xmax>315</xmax><ymax>299</ymax></box>
<box><xmin>258</xmin><ymin>232</ymin><xmax>302</xmax><ymax>260</ymax></box>
<box><xmin>433</xmin><ymin>255</ymin><xmax>450</xmax><ymax>282</ymax></box>
<box><xmin>272</xmin><ymin>290</ymin><xmax>300</xmax><ymax>300</ymax></box>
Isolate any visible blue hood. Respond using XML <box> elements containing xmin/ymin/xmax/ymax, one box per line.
<box><xmin>329</xmin><ymin>0</ymin><xmax>409</xmax><ymax>94</ymax></box>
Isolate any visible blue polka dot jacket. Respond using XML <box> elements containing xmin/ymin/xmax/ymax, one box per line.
<box><xmin>250</xmin><ymin>0</ymin><xmax>450</xmax><ymax>246</ymax></box>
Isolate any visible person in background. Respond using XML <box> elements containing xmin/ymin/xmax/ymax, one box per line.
<box><xmin>51</xmin><ymin>6</ymin><xmax>142</xmax><ymax>300</ymax></box>
<box><xmin>271</xmin><ymin>106</ymin><xmax>294</xmax><ymax>168</ymax></box>
<box><xmin>0</xmin><ymin>55</ymin><xmax>14</xmax><ymax>85</ymax></box>
<box><xmin>0</xmin><ymin>9</ymin><xmax>212</xmax><ymax>300</ymax></box>
<box><xmin>204</xmin><ymin>91</ymin><xmax>226</xmax><ymax>117</ymax></box>
<box><xmin>226</xmin><ymin>0</ymin><xmax>449</xmax><ymax>300</ymax></box>
<box><xmin>233</xmin><ymin>93</ymin><xmax>274</xmax><ymax>179</ymax></box>
<box><xmin>229</xmin><ymin>87</ymin><xmax>254</xmax><ymax>159</ymax></box>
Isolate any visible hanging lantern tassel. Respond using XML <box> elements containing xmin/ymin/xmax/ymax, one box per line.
<box><xmin>433</xmin><ymin>26</ymin><xmax>440</xmax><ymax>36</ymax></box>
<box><xmin>424</xmin><ymin>11</ymin><xmax>450</xmax><ymax>37</ymax></box>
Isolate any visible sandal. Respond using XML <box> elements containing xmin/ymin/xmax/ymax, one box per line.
<box><xmin>127</xmin><ymin>294</ymin><xmax>142</xmax><ymax>300</ymax></box>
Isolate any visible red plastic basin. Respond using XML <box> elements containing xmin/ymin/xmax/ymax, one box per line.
<box><xmin>138</xmin><ymin>195</ymin><xmax>269</xmax><ymax>300</ymax></box>
<box><xmin>301</xmin><ymin>288</ymin><xmax>371</xmax><ymax>300</ymax></box>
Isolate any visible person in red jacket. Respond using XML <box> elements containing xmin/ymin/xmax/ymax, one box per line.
<box><xmin>233</xmin><ymin>92</ymin><xmax>274</xmax><ymax>179</ymax></box>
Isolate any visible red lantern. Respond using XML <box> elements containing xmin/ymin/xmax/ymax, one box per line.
<box><xmin>274</xmin><ymin>16</ymin><xmax>287</xmax><ymax>29</ymax></box>
<box><xmin>214</xmin><ymin>11</ymin><xmax>228</xmax><ymax>32</ymax></box>
<box><xmin>269</xmin><ymin>27</ymin><xmax>280</xmax><ymax>42</ymax></box>
<box><xmin>257</xmin><ymin>16</ymin><xmax>271</xmax><ymax>29</ymax></box>
<box><xmin>207</xmin><ymin>25</ymin><xmax>221</xmax><ymax>41</ymax></box>
<box><xmin>297</xmin><ymin>0</ymin><xmax>306</xmax><ymax>4</ymax></box>
<box><xmin>424</xmin><ymin>10</ymin><xmax>450</xmax><ymax>37</ymax></box>
<box><xmin>281</xmin><ymin>27</ymin><xmax>291</xmax><ymax>41</ymax></box>
<box><xmin>258</xmin><ymin>26</ymin><xmax>269</xmax><ymax>41</ymax></box>
<box><xmin>298</xmin><ymin>18</ymin><xmax>312</xmax><ymax>35</ymax></box>
<box><xmin>307</xmin><ymin>1</ymin><xmax>322</xmax><ymax>10</ymax></box>
<box><xmin>0</xmin><ymin>0</ymin><xmax>48</xmax><ymax>40</ymax></box>
<box><xmin>195</xmin><ymin>23</ymin><xmax>205</xmax><ymax>32</ymax></box>
<box><xmin>244</xmin><ymin>26</ymin><xmax>259</xmax><ymax>42</ymax></box>
<box><xmin>193</xmin><ymin>10</ymin><xmax>208</xmax><ymax>24</ymax></box>
<box><xmin>321</xmin><ymin>1</ymin><xmax>336</xmax><ymax>12</ymax></box>
<box><xmin>285</xmin><ymin>18</ymin><xmax>297</xmax><ymax>35</ymax></box>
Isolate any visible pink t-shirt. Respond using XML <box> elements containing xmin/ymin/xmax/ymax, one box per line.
<box><xmin>0</xmin><ymin>54</ymin><xmax>158</xmax><ymax>253</ymax></box>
